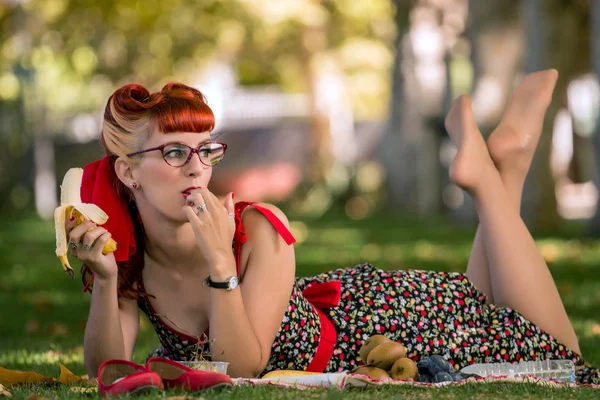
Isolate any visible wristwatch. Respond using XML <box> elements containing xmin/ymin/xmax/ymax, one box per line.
<box><xmin>203</xmin><ymin>275</ymin><xmax>240</xmax><ymax>291</ymax></box>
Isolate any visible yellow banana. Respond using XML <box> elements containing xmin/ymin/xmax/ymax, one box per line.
<box><xmin>261</xmin><ymin>370</ymin><xmax>321</xmax><ymax>379</ymax></box>
<box><xmin>54</xmin><ymin>168</ymin><xmax>118</xmax><ymax>277</ymax></box>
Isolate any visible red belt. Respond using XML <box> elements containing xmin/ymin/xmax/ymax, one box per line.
<box><xmin>302</xmin><ymin>280</ymin><xmax>341</xmax><ymax>372</ymax></box>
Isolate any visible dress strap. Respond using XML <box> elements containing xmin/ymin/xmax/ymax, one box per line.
<box><xmin>233</xmin><ymin>201</ymin><xmax>296</xmax><ymax>278</ymax></box>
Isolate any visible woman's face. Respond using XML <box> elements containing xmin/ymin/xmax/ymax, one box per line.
<box><xmin>131</xmin><ymin>131</ymin><xmax>214</xmax><ymax>221</ymax></box>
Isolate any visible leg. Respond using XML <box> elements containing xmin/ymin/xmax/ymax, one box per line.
<box><xmin>465</xmin><ymin>71</ymin><xmax>558</xmax><ymax>304</ymax></box>
<box><xmin>445</xmin><ymin>81</ymin><xmax>581</xmax><ymax>354</ymax></box>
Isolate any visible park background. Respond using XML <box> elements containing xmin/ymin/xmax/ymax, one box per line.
<box><xmin>1</xmin><ymin>0</ymin><xmax>600</xmax><ymax>398</ymax></box>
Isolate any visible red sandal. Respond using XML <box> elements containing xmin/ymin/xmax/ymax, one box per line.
<box><xmin>98</xmin><ymin>359</ymin><xmax>163</xmax><ymax>397</ymax></box>
<box><xmin>146</xmin><ymin>357</ymin><xmax>234</xmax><ymax>391</ymax></box>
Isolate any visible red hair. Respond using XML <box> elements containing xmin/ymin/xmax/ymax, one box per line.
<box><xmin>82</xmin><ymin>82</ymin><xmax>215</xmax><ymax>301</ymax></box>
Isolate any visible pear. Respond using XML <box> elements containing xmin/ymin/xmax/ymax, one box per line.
<box><xmin>366</xmin><ymin>341</ymin><xmax>407</xmax><ymax>370</ymax></box>
<box><xmin>358</xmin><ymin>334</ymin><xmax>391</xmax><ymax>363</ymax></box>
<box><xmin>352</xmin><ymin>366</ymin><xmax>390</xmax><ymax>380</ymax></box>
<box><xmin>390</xmin><ymin>357</ymin><xmax>419</xmax><ymax>380</ymax></box>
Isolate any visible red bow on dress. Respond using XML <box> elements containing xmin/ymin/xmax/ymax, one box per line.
<box><xmin>302</xmin><ymin>281</ymin><xmax>342</xmax><ymax>309</ymax></box>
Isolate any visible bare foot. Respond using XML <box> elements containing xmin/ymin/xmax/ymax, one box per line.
<box><xmin>445</xmin><ymin>94</ymin><xmax>496</xmax><ymax>192</ymax></box>
<box><xmin>487</xmin><ymin>69</ymin><xmax>558</xmax><ymax>186</ymax></box>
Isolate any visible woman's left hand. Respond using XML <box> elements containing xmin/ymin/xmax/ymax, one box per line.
<box><xmin>183</xmin><ymin>189</ymin><xmax>236</xmax><ymax>273</ymax></box>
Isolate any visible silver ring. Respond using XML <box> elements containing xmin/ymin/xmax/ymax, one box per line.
<box><xmin>82</xmin><ymin>243</ymin><xmax>93</xmax><ymax>251</ymax></box>
<box><xmin>69</xmin><ymin>241</ymin><xmax>78</xmax><ymax>250</ymax></box>
<box><xmin>196</xmin><ymin>203</ymin><xmax>207</xmax><ymax>213</ymax></box>
<box><xmin>228</xmin><ymin>212</ymin><xmax>235</xmax><ymax>219</ymax></box>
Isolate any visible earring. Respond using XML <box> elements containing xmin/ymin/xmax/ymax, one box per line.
<box><xmin>130</xmin><ymin>182</ymin><xmax>138</xmax><ymax>189</ymax></box>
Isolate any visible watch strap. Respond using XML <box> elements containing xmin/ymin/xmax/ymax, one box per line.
<box><xmin>203</xmin><ymin>276</ymin><xmax>237</xmax><ymax>290</ymax></box>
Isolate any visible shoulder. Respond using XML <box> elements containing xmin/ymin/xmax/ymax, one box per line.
<box><xmin>240</xmin><ymin>202</ymin><xmax>291</xmax><ymax>232</ymax></box>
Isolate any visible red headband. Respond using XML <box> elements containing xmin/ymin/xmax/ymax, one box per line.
<box><xmin>80</xmin><ymin>156</ymin><xmax>137</xmax><ymax>262</ymax></box>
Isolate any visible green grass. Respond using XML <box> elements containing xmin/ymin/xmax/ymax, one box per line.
<box><xmin>1</xmin><ymin>209</ymin><xmax>600</xmax><ymax>399</ymax></box>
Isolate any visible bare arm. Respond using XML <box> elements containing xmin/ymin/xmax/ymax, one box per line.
<box><xmin>83</xmin><ymin>276</ymin><xmax>139</xmax><ymax>377</ymax></box>
<box><xmin>65</xmin><ymin>219</ymin><xmax>140</xmax><ymax>377</ymax></box>
<box><xmin>208</xmin><ymin>204</ymin><xmax>296</xmax><ymax>378</ymax></box>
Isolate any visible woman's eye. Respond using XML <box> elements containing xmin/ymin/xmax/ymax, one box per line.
<box><xmin>164</xmin><ymin>149</ymin><xmax>186</xmax><ymax>158</ymax></box>
<box><xmin>199</xmin><ymin>149</ymin><xmax>211</xmax><ymax>157</ymax></box>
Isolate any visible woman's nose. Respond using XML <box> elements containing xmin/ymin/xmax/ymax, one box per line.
<box><xmin>185</xmin><ymin>152</ymin><xmax>208</xmax><ymax>177</ymax></box>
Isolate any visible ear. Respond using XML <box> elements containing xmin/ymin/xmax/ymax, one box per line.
<box><xmin>114</xmin><ymin>156</ymin><xmax>137</xmax><ymax>187</ymax></box>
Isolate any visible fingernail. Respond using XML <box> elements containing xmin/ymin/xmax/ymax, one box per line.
<box><xmin>69</xmin><ymin>216</ymin><xmax>75</xmax><ymax>221</ymax></box>
<box><xmin>232</xmin><ymin>192</ymin><xmax>235</xmax><ymax>200</ymax></box>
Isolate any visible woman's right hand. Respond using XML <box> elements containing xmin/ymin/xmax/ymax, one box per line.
<box><xmin>66</xmin><ymin>218</ymin><xmax>118</xmax><ymax>280</ymax></box>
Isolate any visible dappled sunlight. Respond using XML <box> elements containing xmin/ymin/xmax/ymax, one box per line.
<box><xmin>299</xmin><ymin>227</ymin><xmax>365</xmax><ymax>246</ymax></box>
<box><xmin>571</xmin><ymin>319</ymin><xmax>600</xmax><ymax>340</ymax></box>
<box><xmin>289</xmin><ymin>221</ymin><xmax>309</xmax><ymax>244</ymax></box>
<box><xmin>534</xmin><ymin>238</ymin><xmax>599</xmax><ymax>264</ymax></box>
<box><xmin>1</xmin><ymin>213</ymin><xmax>600</xmax><ymax>397</ymax></box>
<box><xmin>561</xmin><ymin>282</ymin><xmax>600</xmax><ymax>309</ymax></box>
<box><xmin>0</xmin><ymin>348</ymin><xmax>84</xmax><ymax>368</ymax></box>
<box><xmin>296</xmin><ymin>239</ymin><xmax>472</xmax><ymax>272</ymax></box>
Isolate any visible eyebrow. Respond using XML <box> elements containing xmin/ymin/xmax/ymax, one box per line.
<box><xmin>162</xmin><ymin>139</ymin><xmax>212</xmax><ymax>147</ymax></box>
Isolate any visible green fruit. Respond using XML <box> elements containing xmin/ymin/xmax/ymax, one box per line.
<box><xmin>366</xmin><ymin>342</ymin><xmax>407</xmax><ymax>370</ymax></box>
<box><xmin>353</xmin><ymin>366</ymin><xmax>391</xmax><ymax>380</ymax></box>
<box><xmin>358</xmin><ymin>335</ymin><xmax>391</xmax><ymax>363</ymax></box>
<box><xmin>390</xmin><ymin>357</ymin><xmax>419</xmax><ymax>380</ymax></box>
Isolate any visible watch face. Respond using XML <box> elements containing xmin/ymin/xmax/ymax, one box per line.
<box><xmin>228</xmin><ymin>276</ymin><xmax>239</xmax><ymax>290</ymax></box>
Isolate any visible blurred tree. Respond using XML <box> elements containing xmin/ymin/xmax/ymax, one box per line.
<box><xmin>240</xmin><ymin>0</ymin><xmax>396</xmax><ymax>218</ymax></box>
<box><xmin>524</xmin><ymin>0</ymin><xmax>591</xmax><ymax>230</ymax></box>
<box><xmin>377</xmin><ymin>0</ymin><xmax>424</xmax><ymax>213</ymax></box>
<box><xmin>588</xmin><ymin>0</ymin><xmax>600</xmax><ymax>236</ymax></box>
<box><xmin>0</xmin><ymin>0</ymin><xmax>258</xmax><ymax>214</ymax></box>
<box><xmin>0</xmin><ymin>0</ymin><xmax>396</xmax><ymax>216</ymax></box>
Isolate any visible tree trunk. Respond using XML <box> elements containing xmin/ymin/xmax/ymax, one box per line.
<box><xmin>302</xmin><ymin>9</ymin><xmax>331</xmax><ymax>186</ymax></box>
<box><xmin>378</xmin><ymin>1</ymin><xmax>417</xmax><ymax>210</ymax></box>
<box><xmin>33</xmin><ymin>131</ymin><xmax>57</xmax><ymax>219</ymax></box>
<box><xmin>588</xmin><ymin>0</ymin><xmax>600</xmax><ymax>236</ymax></box>
<box><xmin>521</xmin><ymin>0</ymin><xmax>563</xmax><ymax>230</ymax></box>
<box><xmin>468</xmin><ymin>0</ymin><xmax>482</xmax><ymax>84</ymax></box>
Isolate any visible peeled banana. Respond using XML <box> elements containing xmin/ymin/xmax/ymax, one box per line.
<box><xmin>54</xmin><ymin>168</ymin><xmax>118</xmax><ymax>277</ymax></box>
<box><xmin>261</xmin><ymin>370</ymin><xmax>321</xmax><ymax>379</ymax></box>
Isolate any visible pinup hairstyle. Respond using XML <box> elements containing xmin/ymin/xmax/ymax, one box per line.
<box><xmin>81</xmin><ymin>82</ymin><xmax>216</xmax><ymax>300</ymax></box>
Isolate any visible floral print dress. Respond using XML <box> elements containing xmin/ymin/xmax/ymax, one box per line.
<box><xmin>138</xmin><ymin>203</ymin><xmax>600</xmax><ymax>385</ymax></box>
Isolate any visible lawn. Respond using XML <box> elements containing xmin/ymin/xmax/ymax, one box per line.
<box><xmin>1</xmin><ymin>208</ymin><xmax>599</xmax><ymax>399</ymax></box>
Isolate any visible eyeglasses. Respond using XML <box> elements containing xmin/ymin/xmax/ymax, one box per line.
<box><xmin>126</xmin><ymin>141</ymin><xmax>227</xmax><ymax>167</ymax></box>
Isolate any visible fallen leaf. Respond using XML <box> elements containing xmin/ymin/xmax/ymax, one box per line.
<box><xmin>0</xmin><ymin>364</ymin><xmax>88</xmax><ymax>387</ymax></box>
<box><xmin>57</xmin><ymin>364</ymin><xmax>83</xmax><ymax>385</ymax></box>
<box><xmin>0</xmin><ymin>367</ymin><xmax>54</xmax><ymax>386</ymax></box>
<box><xmin>0</xmin><ymin>383</ymin><xmax>11</xmax><ymax>397</ymax></box>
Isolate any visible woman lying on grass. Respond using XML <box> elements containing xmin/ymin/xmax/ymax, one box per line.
<box><xmin>67</xmin><ymin>70</ymin><xmax>599</xmax><ymax>384</ymax></box>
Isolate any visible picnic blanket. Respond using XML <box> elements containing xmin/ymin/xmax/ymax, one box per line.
<box><xmin>2</xmin><ymin>364</ymin><xmax>599</xmax><ymax>396</ymax></box>
<box><xmin>236</xmin><ymin>371</ymin><xmax>600</xmax><ymax>390</ymax></box>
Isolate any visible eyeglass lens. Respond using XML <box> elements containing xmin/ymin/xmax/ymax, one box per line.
<box><xmin>162</xmin><ymin>143</ymin><xmax>225</xmax><ymax>167</ymax></box>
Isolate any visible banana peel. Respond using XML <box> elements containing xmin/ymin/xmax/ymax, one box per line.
<box><xmin>54</xmin><ymin>168</ymin><xmax>117</xmax><ymax>277</ymax></box>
